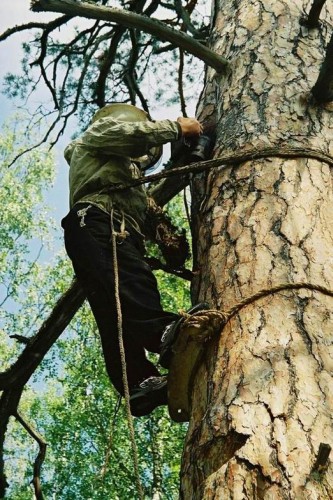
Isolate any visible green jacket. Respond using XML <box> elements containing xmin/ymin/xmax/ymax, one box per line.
<box><xmin>64</xmin><ymin>117</ymin><xmax>181</xmax><ymax>230</ymax></box>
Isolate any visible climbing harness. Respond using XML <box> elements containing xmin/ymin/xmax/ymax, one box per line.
<box><xmin>110</xmin><ymin>209</ymin><xmax>144</xmax><ymax>500</ymax></box>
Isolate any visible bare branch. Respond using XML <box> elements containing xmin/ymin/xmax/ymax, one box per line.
<box><xmin>52</xmin><ymin>21</ymin><xmax>102</xmax><ymax>91</ymax></box>
<box><xmin>145</xmin><ymin>256</ymin><xmax>193</xmax><ymax>280</ymax></box>
<box><xmin>6</xmin><ymin>114</ymin><xmax>60</xmax><ymax>167</ymax></box>
<box><xmin>153</xmin><ymin>42</ymin><xmax>175</xmax><ymax>54</ymax></box>
<box><xmin>7</xmin><ymin>25</ymin><xmax>110</xmax><ymax>162</ymax></box>
<box><xmin>0</xmin><ymin>14</ymin><xmax>71</xmax><ymax>43</ymax></box>
<box><xmin>99</xmin><ymin>396</ymin><xmax>121</xmax><ymax>481</ymax></box>
<box><xmin>0</xmin><ymin>279</ymin><xmax>85</xmax><ymax>391</ymax></box>
<box><xmin>47</xmin><ymin>39</ymin><xmax>99</xmax><ymax>145</ymax></box>
<box><xmin>15</xmin><ymin>412</ymin><xmax>47</xmax><ymax>500</ymax></box>
<box><xmin>301</xmin><ymin>0</ymin><xmax>327</xmax><ymax>28</ymax></box>
<box><xmin>9</xmin><ymin>335</ymin><xmax>31</xmax><ymax>345</ymax></box>
<box><xmin>0</xmin><ymin>22</ymin><xmax>50</xmax><ymax>41</ymax></box>
<box><xmin>312</xmin><ymin>32</ymin><xmax>333</xmax><ymax>102</ymax></box>
<box><xmin>0</xmin><ymin>280</ymin><xmax>83</xmax><ymax>496</ymax></box>
<box><xmin>0</xmin><ymin>388</ymin><xmax>23</xmax><ymax>497</ymax></box>
<box><xmin>144</xmin><ymin>0</ymin><xmax>160</xmax><ymax>17</ymax></box>
<box><xmin>178</xmin><ymin>49</ymin><xmax>187</xmax><ymax>117</ymax></box>
<box><xmin>124</xmin><ymin>29</ymin><xmax>150</xmax><ymax>112</ymax></box>
<box><xmin>30</xmin><ymin>0</ymin><xmax>229</xmax><ymax>73</ymax></box>
<box><xmin>30</xmin><ymin>16</ymin><xmax>73</xmax><ymax>108</ymax></box>
<box><xmin>174</xmin><ymin>0</ymin><xmax>207</xmax><ymax>39</ymax></box>
<box><xmin>95</xmin><ymin>27</ymin><xmax>125</xmax><ymax>107</ymax></box>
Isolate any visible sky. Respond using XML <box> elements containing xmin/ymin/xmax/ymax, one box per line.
<box><xmin>0</xmin><ymin>1</ymin><xmax>59</xmax><ymax>116</ymax></box>
<box><xmin>0</xmin><ymin>1</ymin><xmax>74</xmax><ymax>227</ymax></box>
<box><xmin>0</xmin><ymin>0</ymin><xmax>202</xmax><ymax>232</ymax></box>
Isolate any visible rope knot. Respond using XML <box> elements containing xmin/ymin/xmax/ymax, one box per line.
<box><xmin>114</xmin><ymin>230</ymin><xmax>129</xmax><ymax>244</ymax></box>
<box><xmin>181</xmin><ymin>309</ymin><xmax>227</xmax><ymax>343</ymax></box>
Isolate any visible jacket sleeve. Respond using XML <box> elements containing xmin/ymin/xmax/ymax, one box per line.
<box><xmin>79</xmin><ymin>117</ymin><xmax>182</xmax><ymax>157</ymax></box>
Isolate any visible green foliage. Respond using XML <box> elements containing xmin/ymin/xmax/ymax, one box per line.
<box><xmin>1</xmin><ymin>0</ymin><xmax>211</xmax><ymax>495</ymax></box>
<box><xmin>20</xmin><ymin>315</ymin><xmax>188</xmax><ymax>499</ymax></box>
<box><xmin>0</xmin><ymin>117</ymin><xmax>63</xmax><ymax>369</ymax></box>
<box><xmin>2</xmin><ymin>0</ymin><xmax>209</xmax><ymax>139</ymax></box>
<box><xmin>0</xmin><ymin>122</ymin><xmax>191</xmax><ymax>498</ymax></box>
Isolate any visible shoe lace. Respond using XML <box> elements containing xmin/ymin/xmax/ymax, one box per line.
<box><xmin>139</xmin><ymin>376</ymin><xmax>167</xmax><ymax>390</ymax></box>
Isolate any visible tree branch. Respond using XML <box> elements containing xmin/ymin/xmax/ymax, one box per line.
<box><xmin>9</xmin><ymin>334</ymin><xmax>31</xmax><ymax>345</ymax></box>
<box><xmin>145</xmin><ymin>257</ymin><xmax>193</xmax><ymax>281</ymax></box>
<box><xmin>301</xmin><ymin>0</ymin><xmax>327</xmax><ymax>28</ymax></box>
<box><xmin>0</xmin><ymin>388</ymin><xmax>23</xmax><ymax>498</ymax></box>
<box><xmin>153</xmin><ymin>43</ymin><xmax>175</xmax><ymax>54</ymax></box>
<box><xmin>178</xmin><ymin>48</ymin><xmax>187</xmax><ymax>117</ymax></box>
<box><xmin>0</xmin><ymin>280</ymin><xmax>85</xmax><ymax>391</ymax></box>
<box><xmin>6</xmin><ymin>113</ymin><xmax>62</xmax><ymax>167</ymax></box>
<box><xmin>95</xmin><ymin>0</ymin><xmax>151</xmax><ymax>108</ymax></box>
<box><xmin>32</xmin><ymin>28</ymin><xmax>62</xmax><ymax>108</ymax></box>
<box><xmin>0</xmin><ymin>21</ymin><xmax>52</xmax><ymax>41</ymax></box>
<box><xmin>15</xmin><ymin>412</ymin><xmax>47</xmax><ymax>500</ymax></box>
<box><xmin>30</xmin><ymin>0</ymin><xmax>229</xmax><ymax>73</ymax></box>
<box><xmin>144</xmin><ymin>0</ymin><xmax>160</xmax><ymax>18</ymax></box>
<box><xmin>174</xmin><ymin>0</ymin><xmax>207</xmax><ymax>39</ymax></box>
<box><xmin>0</xmin><ymin>281</ymin><xmax>85</xmax><ymax>496</ymax></box>
<box><xmin>312</xmin><ymin>32</ymin><xmax>333</xmax><ymax>103</ymax></box>
<box><xmin>95</xmin><ymin>27</ymin><xmax>125</xmax><ymax>107</ymax></box>
<box><xmin>98</xmin><ymin>396</ymin><xmax>121</xmax><ymax>481</ymax></box>
<box><xmin>124</xmin><ymin>29</ymin><xmax>150</xmax><ymax>112</ymax></box>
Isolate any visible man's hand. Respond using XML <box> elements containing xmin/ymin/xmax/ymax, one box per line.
<box><xmin>177</xmin><ymin>117</ymin><xmax>203</xmax><ymax>138</ymax></box>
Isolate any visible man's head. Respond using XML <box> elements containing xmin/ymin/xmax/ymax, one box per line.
<box><xmin>92</xmin><ymin>103</ymin><xmax>162</xmax><ymax>172</ymax></box>
<box><xmin>92</xmin><ymin>103</ymin><xmax>150</xmax><ymax>124</ymax></box>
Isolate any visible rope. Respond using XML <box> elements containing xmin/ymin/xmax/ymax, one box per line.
<box><xmin>108</xmin><ymin>145</ymin><xmax>333</xmax><ymax>192</ymax></box>
<box><xmin>110</xmin><ymin>210</ymin><xmax>144</xmax><ymax>500</ymax></box>
<box><xmin>99</xmin><ymin>395</ymin><xmax>122</xmax><ymax>481</ymax></box>
<box><xmin>225</xmin><ymin>282</ymin><xmax>333</xmax><ymax>321</ymax></box>
<box><xmin>183</xmin><ymin>282</ymin><xmax>333</xmax><ymax>334</ymax></box>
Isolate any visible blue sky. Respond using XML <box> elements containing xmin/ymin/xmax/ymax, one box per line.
<box><xmin>0</xmin><ymin>1</ymin><xmax>74</xmax><ymax>226</ymax></box>
<box><xmin>0</xmin><ymin>1</ymin><xmax>202</xmax><ymax>230</ymax></box>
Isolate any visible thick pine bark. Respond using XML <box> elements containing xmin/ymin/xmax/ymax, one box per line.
<box><xmin>183</xmin><ymin>1</ymin><xmax>333</xmax><ymax>498</ymax></box>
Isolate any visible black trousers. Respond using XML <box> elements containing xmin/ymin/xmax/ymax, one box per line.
<box><xmin>61</xmin><ymin>204</ymin><xmax>178</xmax><ymax>395</ymax></box>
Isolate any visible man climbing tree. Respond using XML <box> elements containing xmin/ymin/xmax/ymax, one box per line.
<box><xmin>62</xmin><ymin>102</ymin><xmax>205</xmax><ymax>416</ymax></box>
<box><xmin>1</xmin><ymin>0</ymin><xmax>333</xmax><ymax>498</ymax></box>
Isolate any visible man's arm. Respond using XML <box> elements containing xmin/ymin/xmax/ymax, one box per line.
<box><xmin>79</xmin><ymin>116</ymin><xmax>202</xmax><ymax>158</ymax></box>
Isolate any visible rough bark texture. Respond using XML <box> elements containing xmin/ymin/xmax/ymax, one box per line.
<box><xmin>183</xmin><ymin>1</ymin><xmax>333</xmax><ymax>498</ymax></box>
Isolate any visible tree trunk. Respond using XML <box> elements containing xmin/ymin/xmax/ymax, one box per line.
<box><xmin>150</xmin><ymin>418</ymin><xmax>163</xmax><ymax>500</ymax></box>
<box><xmin>183</xmin><ymin>1</ymin><xmax>333</xmax><ymax>498</ymax></box>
